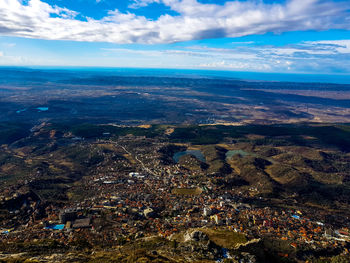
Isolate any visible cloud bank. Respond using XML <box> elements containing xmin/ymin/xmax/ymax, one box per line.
<box><xmin>98</xmin><ymin>39</ymin><xmax>350</xmax><ymax>73</ymax></box>
<box><xmin>0</xmin><ymin>0</ymin><xmax>349</xmax><ymax>44</ymax></box>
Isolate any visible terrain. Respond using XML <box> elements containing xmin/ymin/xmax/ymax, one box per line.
<box><xmin>0</xmin><ymin>68</ymin><xmax>350</xmax><ymax>126</ymax></box>
<box><xmin>0</xmin><ymin>68</ymin><xmax>350</xmax><ymax>262</ymax></box>
<box><xmin>0</xmin><ymin>121</ymin><xmax>350</xmax><ymax>262</ymax></box>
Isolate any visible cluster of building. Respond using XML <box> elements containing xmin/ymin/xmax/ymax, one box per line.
<box><xmin>0</xmin><ymin>137</ymin><xmax>349</xmax><ymax>257</ymax></box>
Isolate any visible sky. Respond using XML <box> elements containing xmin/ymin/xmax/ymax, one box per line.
<box><xmin>0</xmin><ymin>0</ymin><xmax>349</xmax><ymax>74</ymax></box>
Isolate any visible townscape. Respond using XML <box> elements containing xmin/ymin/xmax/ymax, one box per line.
<box><xmin>1</xmin><ymin>0</ymin><xmax>350</xmax><ymax>260</ymax></box>
<box><xmin>1</xmin><ymin>122</ymin><xmax>350</xmax><ymax>262</ymax></box>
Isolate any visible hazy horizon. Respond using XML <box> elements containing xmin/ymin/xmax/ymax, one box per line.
<box><xmin>1</xmin><ymin>66</ymin><xmax>350</xmax><ymax>84</ymax></box>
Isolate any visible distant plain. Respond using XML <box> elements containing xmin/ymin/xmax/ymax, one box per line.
<box><xmin>0</xmin><ymin>67</ymin><xmax>349</xmax><ymax>126</ymax></box>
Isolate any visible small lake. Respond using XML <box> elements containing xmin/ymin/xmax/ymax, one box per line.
<box><xmin>225</xmin><ymin>150</ymin><xmax>250</xmax><ymax>159</ymax></box>
<box><xmin>173</xmin><ymin>150</ymin><xmax>206</xmax><ymax>163</ymax></box>
<box><xmin>36</xmin><ymin>107</ymin><xmax>49</xmax><ymax>111</ymax></box>
<box><xmin>16</xmin><ymin>108</ymin><xmax>27</xmax><ymax>113</ymax></box>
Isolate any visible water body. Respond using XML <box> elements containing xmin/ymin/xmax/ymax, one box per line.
<box><xmin>16</xmin><ymin>108</ymin><xmax>27</xmax><ymax>113</ymax></box>
<box><xmin>36</xmin><ymin>107</ymin><xmax>49</xmax><ymax>111</ymax></box>
<box><xmin>173</xmin><ymin>150</ymin><xmax>206</xmax><ymax>163</ymax></box>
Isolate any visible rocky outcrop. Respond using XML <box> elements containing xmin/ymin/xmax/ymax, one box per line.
<box><xmin>180</xmin><ymin>230</ymin><xmax>222</xmax><ymax>260</ymax></box>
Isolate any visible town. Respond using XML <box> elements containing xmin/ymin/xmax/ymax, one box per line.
<box><xmin>1</xmin><ymin>123</ymin><xmax>350</xmax><ymax>262</ymax></box>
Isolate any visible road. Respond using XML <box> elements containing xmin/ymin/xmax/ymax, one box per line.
<box><xmin>115</xmin><ymin>143</ymin><xmax>159</xmax><ymax>176</ymax></box>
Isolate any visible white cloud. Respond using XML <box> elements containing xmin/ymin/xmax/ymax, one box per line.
<box><xmin>100</xmin><ymin>45</ymin><xmax>288</xmax><ymax>71</ymax></box>
<box><xmin>0</xmin><ymin>53</ymin><xmax>26</xmax><ymax>64</ymax></box>
<box><xmin>0</xmin><ymin>0</ymin><xmax>349</xmax><ymax>44</ymax></box>
<box><xmin>129</xmin><ymin>0</ymin><xmax>161</xmax><ymax>9</ymax></box>
<box><xmin>2</xmin><ymin>43</ymin><xmax>16</xmax><ymax>47</ymax></box>
<box><xmin>102</xmin><ymin>46</ymin><xmax>257</xmax><ymax>59</ymax></box>
<box><xmin>307</xmin><ymin>40</ymin><xmax>350</xmax><ymax>54</ymax></box>
<box><xmin>248</xmin><ymin>40</ymin><xmax>350</xmax><ymax>72</ymax></box>
<box><xmin>0</xmin><ymin>38</ymin><xmax>348</xmax><ymax>72</ymax></box>
<box><xmin>199</xmin><ymin>60</ymin><xmax>272</xmax><ymax>71</ymax></box>
<box><xmin>252</xmin><ymin>40</ymin><xmax>350</xmax><ymax>58</ymax></box>
<box><xmin>98</xmin><ymin>38</ymin><xmax>350</xmax><ymax>72</ymax></box>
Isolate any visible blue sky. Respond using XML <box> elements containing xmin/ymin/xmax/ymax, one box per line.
<box><xmin>0</xmin><ymin>0</ymin><xmax>349</xmax><ymax>74</ymax></box>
